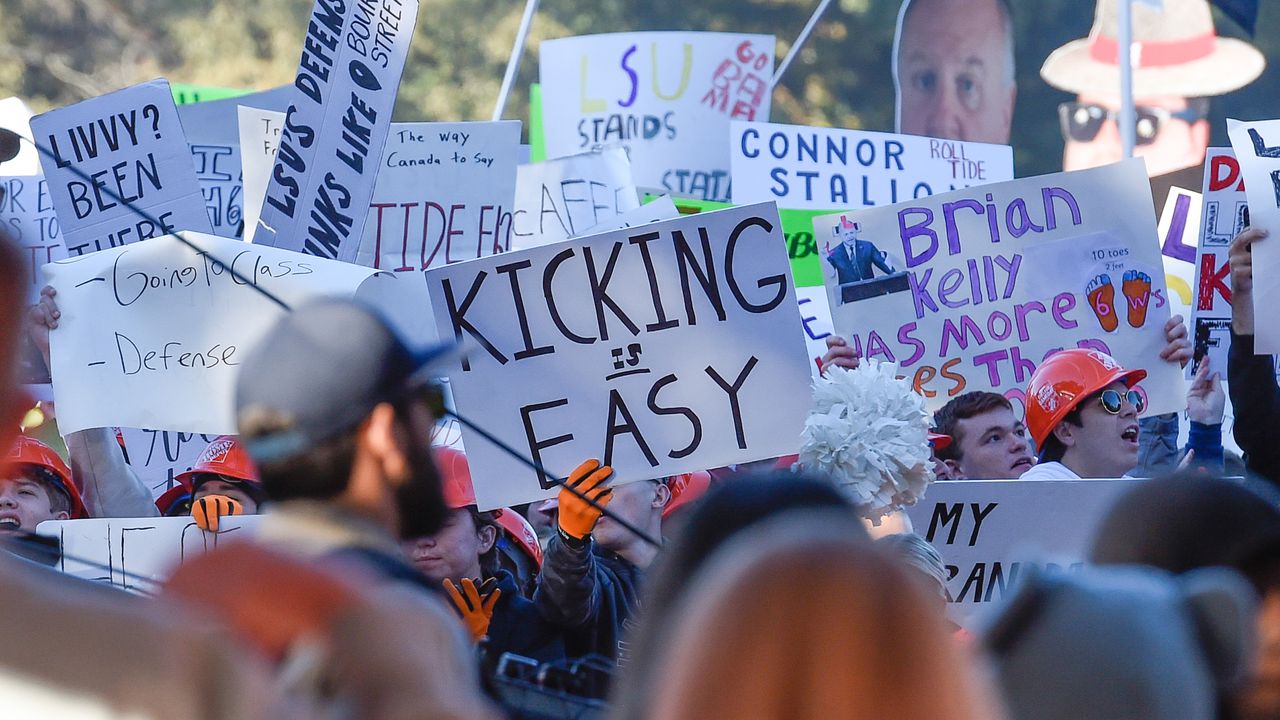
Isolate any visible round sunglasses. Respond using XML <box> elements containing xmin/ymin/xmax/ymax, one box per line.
<box><xmin>1097</xmin><ymin>388</ymin><xmax>1145</xmax><ymax>415</ymax></box>
<box><xmin>1057</xmin><ymin>99</ymin><xmax>1208</xmax><ymax>146</ymax></box>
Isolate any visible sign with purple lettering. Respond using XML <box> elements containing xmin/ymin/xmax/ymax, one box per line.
<box><xmin>511</xmin><ymin>148</ymin><xmax>640</xmax><ymax>250</ymax></box>
<box><xmin>817</xmin><ymin>160</ymin><xmax>1184</xmax><ymax>417</ymax></box>
<box><xmin>1227</xmin><ymin>119</ymin><xmax>1280</xmax><ymax>354</ymax></box>
<box><xmin>540</xmin><ymin>32</ymin><xmax>775</xmax><ymax>203</ymax></box>
<box><xmin>0</xmin><ymin>175</ymin><xmax>66</xmax><ymax>302</ymax></box>
<box><xmin>730</xmin><ymin>121</ymin><xmax>1013</xmax><ymax>211</ymax></box>
<box><xmin>253</xmin><ymin>0</ymin><xmax>420</xmax><ymax>262</ymax></box>
<box><xmin>426</xmin><ymin>203</ymin><xmax>812</xmax><ymax>510</ymax></box>
<box><xmin>30</xmin><ymin>79</ymin><xmax>213</xmax><ymax>258</ymax></box>
<box><xmin>355</xmin><ymin>121</ymin><xmax>520</xmax><ymax>272</ymax></box>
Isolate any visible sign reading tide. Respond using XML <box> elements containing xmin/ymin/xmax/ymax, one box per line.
<box><xmin>540</xmin><ymin>32</ymin><xmax>774</xmax><ymax>203</ymax></box>
<box><xmin>31</xmin><ymin>79</ymin><xmax>213</xmax><ymax>258</ymax></box>
<box><xmin>427</xmin><ymin>203</ymin><xmax>812</xmax><ymax>510</ymax></box>
<box><xmin>254</xmin><ymin>0</ymin><xmax>420</xmax><ymax>262</ymax></box>
<box><xmin>44</xmin><ymin>232</ymin><xmax>413</xmax><ymax>434</ymax></box>
<box><xmin>818</xmin><ymin>160</ymin><xmax>1184</xmax><ymax>416</ymax></box>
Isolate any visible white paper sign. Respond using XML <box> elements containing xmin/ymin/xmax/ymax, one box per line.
<box><xmin>1190</xmin><ymin>150</ymin><xmax>1247</xmax><ymax>377</ymax></box>
<box><xmin>730</xmin><ymin>121</ymin><xmax>1015</xmax><ymax>211</ymax></box>
<box><xmin>0</xmin><ymin>97</ymin><xmax>40</xmax><ymax>175</ymax></box>
<box><xmin>356</xmin><ymin>121</ymin><xmax>521</xmax><ymax>272</ymax></box>
<box><xmin>31</xmin><ymin>79</ymin><xmax>213</xmax><ymax>258</ymax></box>
<box><xmin>576</xmin><ymin>195</ymin><xmax>679</xmax><ymax>237</ymax></box>
<box><xmin>1227</xmin><ymin>119</ymin><xmax>1280</xmax><ymax>354</ymax></box>
<box><xmin>512</xmin><ymin>148</ymin><xmax>640</xmax><ymax>249</ymax></box>
<box><xmin>540</xmin><ymin>32</ymin><xmax>775</xmax><ymax>203</ymax></box>
<box><xmin>44</xmin><ymin>231</ymin><xmax>401</xmax><ymax>434</ymax></box>
<box><xmin>795</xmin><ymin>285</ymin><xmax>834</xmax><ymax>378</ymax></box>
<box><xmin>254</xmin><ymin>0</ymin><xmax>420</xmax><ymax>261</ymax></box>
<box><xmin>119</xmin><ymin>428</ymin><xmax>219</xmax><ymax>499</ymax></box>
<box><xmin>37</xmin><ymin>515</ymin><xmax>261</xmax><ymax>590</ymax></box>
<box><xmin>0</xmin><ymin>175</ymin><xmax>65</xmax><ymax>302</ymax></box>
<box><xmin>427</xmin><ymin>203</ymin><xmax>813</xmax><ymax>509</ymax></box>
<box><xmin>817</xmin><ymin>160</ymin><xmax>1184</xmax><ymax>416</ymax></box>
<box><xmin>906</xmin><ymin>478</ymin><xmax>1137</xmax><ymax>625</ymax></box>
<box><xmin>1157</xmin><ymin>188</ymin><xmax>1201</xmax><ymax>348</ymax></box>
<box><xmin>237</xmin><ymin>107</ymin><xmax>286</xmax><ymax>243</ymax></box>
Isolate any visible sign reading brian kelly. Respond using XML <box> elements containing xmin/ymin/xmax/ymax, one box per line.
<box><xmin>426</xmin><ymin>202</ymin><xmax>813</xmax><ymax>509</ymax></box>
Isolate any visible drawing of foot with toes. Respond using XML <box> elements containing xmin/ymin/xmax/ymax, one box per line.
<box><xmin>1086</xmin><ymin>274</ymin><xmax>1119</xmax><ymax>332</ymax></box>
<box><xmin>1122</xmin><ymin>270</ymin><xmax>1152</xmax><ymax>328</ymax></box>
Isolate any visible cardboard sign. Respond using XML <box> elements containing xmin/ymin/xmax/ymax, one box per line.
<box><xmin>238</xmin><ymin>107</ymin><xmax>286</xmax><ymax>243</ymax></box>
<box><xmin>1191</xmin><ymin>149</ymin><xmax>1248</xmax><ymax>377</ymax></box>
<box><xmin>1227</xmin><ymin>119</ymin><xmax>1280</xmax><ymax>354</ymax></box>
<box><xmin>426</xmin><ymin>202</ymin><xmax>813</xmax><ymax>509</ymax></box>
<box><xmin>176</xmin><ymin>87</ymin><xmax>292</xmax><ymax>239</ymax></box>
<box><xmin>118</xmin><ymin>428</ymin><xmax>219</xmax><ymax>499</ymax></box>
<box><xmin>44</xmin><ymin>231</ymin><xmax>400</xmax><ymax>434</ymax></box>
<box><xmin>37</xmin><ymin>515</ymin><xmax>261</xmax><ymax>591</ymax></box>
<box><xmin>540</xmin><ymin>32</ymin><xmax>775</xmax><ymax>203</ymax></box>
<box><xmin>0</xmin><ymin>175</ymin><xmax>65</xmax><ymax>302</ymax></box>
<box><xmin>0</xmin><ymin>97</ymin><xmax>40</xmax><ymax>175</ymax></box>
<box><xmin>356</xmin><ymin>121</ymin><xmax>521</xmax><ymax>272</ymax></box>
<box><xmin>254</xmin><ymin>0</ymin><xmax>420</xmax><ymax>262</ymax></box>
<box><xmin>511</xmin><ymin>149</ymin><xmax>640</xmax><ymax>250</ymax></box>
<box><xmin>817</xmin><ymin>160</ymin><xmax>1184</xmax><ymax>417</ymax></box>
<box><xmin>30</xmin><ymin>79</ymin><xmax>213</xmax><ymax>258</ymax></box>
<box><xmin>906</xmin><ymin>478</ymin><xmax>1138</xmax><ymax>625</ymax></box>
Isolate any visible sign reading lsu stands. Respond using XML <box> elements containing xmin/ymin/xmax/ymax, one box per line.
<box><xmin>817</xmin><ymin>159</ymin><xmax>1185</xmax><ymax>417</ymax></box>
<box><xmin>426</xmin><ymin>202</ymin><xmax>812</xmax><ymax>510</ymax></box>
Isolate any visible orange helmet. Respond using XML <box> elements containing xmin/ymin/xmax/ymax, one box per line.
<box><xmin>663</xmin><ymin>471</ymin><xmax>712</xmax><ymax>520</ymax></box>
<box><xmin>175</xmin><ymin>436</ymin><xmax>260</xmax><ymax>487</ymax></box>
<box><xmin>434</xmin><ymin>447</ymin><xmax>477</xmax><ymax>509</ymax></box>
<box><xmin>1025</xmin><ymin>349</ymin><xmax>1147</xmax><ymax>452</ymax></box>
<box><xmin>3</xmin><ymin>435</ymin><xmax>87</xmax><ymax>519</ymax></box>
<box><xmin>493</xmin><ymin>508</ymin><xmax>543</xmax><ymax>568</ymax></box>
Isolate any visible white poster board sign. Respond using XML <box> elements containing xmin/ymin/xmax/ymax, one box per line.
<box><xmin>540</xmin><ymin>32</ymin><xmax>774</xmax><ymax>203</ymax></box>
<box><xmin>1156</xmin><ymin>187</ymin><xmax>1201</xmax><ymax>344</ymax></box>
<box><xmin>0</xmin><ymin>97</ymin><xmax>40</xmax><ymax>175</ymax></box>
<box><xmin>237</xmin><ymin>106</ymin><xmax>285</xmax><ymax>243</ymax></box>
<box><xmin>119</xmin><ymin>428</ymin><xmax>219</xmax><ymax>499</ymax></box>
<box><xmin>730</xmin><ymin>121</ymin><xmax>1014</xmax><ymax>211</ymax></box>
<box><xmin>1227</xmin><ymin>119</ymin><xmax>1280</xmax><ymax>354</ymax></box>
<box><xmin>817</xmin><ymin>159</ymin><xmax>1184</xmax><ymax>416</ymax></box>
<box><xmin>576</xmin><ymin>194</ymin><xmax>679</xmax><ymax>236</ymax></box>
<box><xmin>427</xmin><ymin>202</ymin><xmax>813</xmax><ymax>509</ymax></box>
<box><xmin>511</xmin><ymin>149</ymin><xmax>640</xmax><ymax>250</ymax></box>
<box><xmin>796</xmin><ymin>285</ymin><xmax>834</xmax><ymax>379</ymax></box>
<box><xmin>0</xmin><ymin>175</ymin><xmax>65</xmax><ymax>302</ymax></box>
<box><xmin>1191</xmin><ymin>149</ymin><xmax>1248</xmax><ymax>377</ymax></box>
<box><xmin>44</xmin><ymin>231</ymin><xmax>407</xmax><ymax>434</ymax></box>
<box><xmin>906</xmin><ymin>478</ymin><xmax>1138</xmax><ymax>625</ymax></box>
<box><xmin>355</xmin><ymin>121</ymin><xmax>521</xmax><ymax>272</ymax></box>
<box><xmin>254</xmin><ymin>0</ymin><xmax>420</xmax><ymax>262</ymax></box>
<box><xmin>30</xmin><ymin>79</ymin><xmax>213</xmax><ymax>257</ymax></box>
<box><xmin>37</xmin><ymin>515</ymin><xmax>261</xmax><ymax>591</ymax></box>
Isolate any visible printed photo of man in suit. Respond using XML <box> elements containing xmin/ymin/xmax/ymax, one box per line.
<box><xmin>826</xmin><ymin>216</ymin><xmax>897</xmax><ymax>285</ymax></box>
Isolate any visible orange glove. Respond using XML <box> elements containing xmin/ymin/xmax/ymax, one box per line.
<box><xmin>443</xmin><ymin>577</ymin><xmax>501</xmax><ymax>642</ymax></box>
<box><xmin>557</xmin><ymin>459</ymin><xmax>614</xmax><ymax>540</ymax></box>
<box><xmin>192</xmin><ymin>494</ymin><xmax>244</xmax><ymax>533</ymax></box>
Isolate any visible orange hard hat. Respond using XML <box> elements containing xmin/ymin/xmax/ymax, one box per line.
<box><xmin>3</xmin><ymin>435</ymin><xmax>87</xmax><ymax>519</ymax></box>
<box><xmin>492</xmin><ymin>508</ymin><xmax>543</xmax><ymax>568</ymax></box>
<box><xmin>175</xmin><ymin>436</ymin><xmax>260</xmax><ymax>487</ymax></box>
<box><xmin>434</xmin><ymin>446</ymin><xmax>476</xmax><ymax>509</ymax></box>
<box><xmin>663</xmin><ymin>471</ymin><xmax>712</xmax><ymax>520</ymax></box>
<box><xmin>1025</xmin><ymin>349</ymin><xmax>1147</xmax><ymax>452</ymax></box>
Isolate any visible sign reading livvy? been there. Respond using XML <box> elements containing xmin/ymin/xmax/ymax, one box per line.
<box><xmin>31</xmin><ymin>79</ymin><xmax>213</xmax><ymax>258</ymax></box>
<box><xmin>254</xmin><ymin>0</ymin><xmax>420</xmax><ymax>262</ymax></box>
<box><xmin>1227</xmin><ymin>119</ymin><xmax>1280</xmax><ymax>354</ymax></box>
<box><xmin>817</xmin><ymin>159</ymin><xmax>1184</xmax><ymax>417</ymax></box>
<box><xmin>512</xmin><ymin>148</ymin><xmax>640</xmax><ymax>250</ymax></box>
<box><xmin>426</xmin><ymin>203</ymin><xmax>813</xmax><ymax>510</ymax></box>
<box><xmin>540</xmin><ymin>32</ymin><xmax>774</xmax><ymax>203</ymax></box>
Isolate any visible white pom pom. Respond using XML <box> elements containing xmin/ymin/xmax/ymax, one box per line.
<box><xmin>798</xmin><ymin>360</ymin><xmax>934</xmax><ymax>524</ymax></box>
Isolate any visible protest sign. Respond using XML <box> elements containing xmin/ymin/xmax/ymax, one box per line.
<box><xmin>30</xmin><ymin>79</ymin><xmax>213</xmax><ymax>258</ymax></box>
<box><xmin>118</xmin><ymin>428</ymin><xmax>218</xmax><ymax>499</ymax></box>
<box><xmin>253</xmin><ymin>0</ymin><xmax>420</xmax><ymax>262</ymax></box>
<box><xmin>238</xmin><ymin>107</ymin><xmax>285</xmax><ymax>242</ymax></box>
<box><xmin>795</xmin><ymin>285</ymin><xmax>834</xmax><ymax>378</ymax></box>
<box><xmin>816</xmin><ymin>159</ymin><xmax>1184</xmax><ymax>416</ymax></box>
<box><xmin>177</xmin><ymin>87</ymin><xmax>292</xmax><ymax>239</ymax></box>
<box><xmin>356</xmin><ymin>121</ymin><xmax>521</xmax><ymax>273</ymax></box>
<box><xmin>540</xmin><ymin>32</ymin><xmax>774</xmax><ymax>203</ymax></box>
<box><xmin>1190</xmin><ymin>150</ymin><xmax>1250</xmax><ymax>376</ymax></box>
<box><xmin>426</xmin><ymin>202</ymin><xmax>813</xmax><ymax>509</ymax></box>
<box><xmin>0</xmin><ymin>175</ymin><xmax>65</xmax><ymax>302</ymax></box>
<box><xmin>511</xmin><ymin>148</ymin><xmax>640</xmax><ymax>250</ymax></box>
<box><xmin>905</xmin><ymin>478</ymin><xmax>1138</xmax><ymax>625</ymax></box>
<box><xmin>1155</xmin><ymin>187</ymin><xmax>1201</xmax><ymax>338</ymax></box>
<box><xmin>1227</xmin><ymin>119</ymin><xmax>1280</xmax><ymax>354</ymax></box>
<box><xmin>170</xmin><ymin>84</ymin><xmax>254</xmax><ymax>106</ymax></box>
<box><xmin>44</xmin><ymin>231</ymin><xmax>413</xmax><ymax>434</ymax></box>
<box><xmin>37</xmin><ymin>515</ymin><xmax>261</xmax><ymax>591</ymax></box>
<box><xmin>577</xmin><ymin>194</ymin><xmax>679</xmax><ymax>236</ymax></box>
<box><xmin>0</xmin><ymin>97</ymin><xmax>40</xmax><ymax>175</ymax></box>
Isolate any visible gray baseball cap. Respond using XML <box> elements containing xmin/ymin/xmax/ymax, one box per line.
<box><xmin>235</xmin><ymin>298</ymin><xmax>454</xmax><ymax>465</ymax></box>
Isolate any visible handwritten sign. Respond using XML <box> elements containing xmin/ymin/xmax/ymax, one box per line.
<box><xmin>31</xmin><ymin>79</ymin><xmax>213</xmax><ymax>258</ymax></box>
<box><xmin>254</xmin><ymin>0</ymin><xmax>420</xmax><ymax>261</ymax></box>
<box><xmin>44</xmin><ymin>231</ymin><xmax>400</xmax><ymax>434</ymax></box>
<box><xmin>511</xmin><ymin>148</ymin><xmax>640</xmax><ymax>250</ymax></box>
<box><xmin>37</xmin><ymin>515</ymin><xmax>261</xmax><ymax>591</ymax></box>
<box><xmin>0</xmin><ymin>97</ymin><xmax>40</xmax><ymax>175</ymax></box>
<box><xmin>1156</xmin><ymin>188</ymin><xmax>1201</xmax><ymax>341</ymax></box>
<box><xmin>237</xmin><ymin>107</ymin><xmax>285</xmax><ymax>243</ymax></box>
<box><xmin>577</xmin><ymin>194</ymin><xmax>679</xmax><ymax>236</ymax></box>
<box><xmin>817</xmin><ymin>160</ymin><xmax>1184</xmax><ymax>416</ymax></box>
<box><xmin>906</xmin><ymin>478</ymin><xmax>1137</xmax><ymax>625</ymax></box>
<box><xmin>426</xmin><ymin>202</ymin><xmax>812</xmax><ymax>509</ymax></box>
<box><xmin>540</xmin><ymin>32</ymin><xmax>775</xmax><ymax>203</ymax></box>
<box><xmin>1190</xmin><ymin>150</ymin><xmax>1249</xmax><ymax>376</ymax></box>
<box><xmin>118</xmin><ymin>428</ymin><xmax>218</xmax><ymax>499</ymax></box>
<box><xmin>356</xmin><ymin>121</ymin><xmax>520</xmax><ymax>272</ymax></box>
<box><xmin>0</xmin><ymin>175</ymin><xmax>65</xmax><ymax>302</ymax></box>
<box><xmin>1227</xmin><ymin>119</ymin><xmax>1280</xmax><ymax>354</ymax></box>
